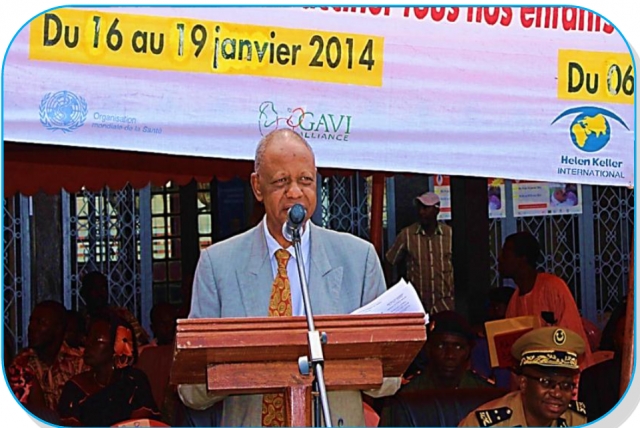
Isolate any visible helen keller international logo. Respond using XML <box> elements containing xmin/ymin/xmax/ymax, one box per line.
<box><xmin>551</xmin><ymin>106</ymin><xmax>629</xmax><ymax>153</ymax></box>
<box><xmin>39</xmin><ymin>90</ymin><xmax>87</xmax><ymax>133</ymax></box>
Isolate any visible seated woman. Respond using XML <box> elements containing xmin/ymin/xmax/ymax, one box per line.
<box><xmin>57</xmin><ymin>312</ymin><xmax>160</xmax><ymax>427</ymax></box>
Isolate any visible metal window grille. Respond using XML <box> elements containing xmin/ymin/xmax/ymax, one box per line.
<box><xmin>3</xmin><ymin>195</ymin><xmax>31</xmax><ymax>354</ymax></box>
<box><xmin>150</xmin><ymin>182</ymin><xmax>183</xmax><ymax>305</ymax></box>
<box><xmin>320</xmin><ymin>173</ymin><xmax>370</xmax><ymax>239</ymax></box>
<box><xmin>62</xmin><ymin>185</ymin><xmax>151</xmax><ymax>331</ymax></box>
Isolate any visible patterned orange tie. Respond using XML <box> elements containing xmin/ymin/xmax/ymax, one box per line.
<box><xmin>261</xmin><ymin>249</ymin><xmax>292</xmax><ymax>427</ymax></box>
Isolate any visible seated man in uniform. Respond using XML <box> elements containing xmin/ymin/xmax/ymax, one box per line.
<box><xmin>401</xmin><ymin>310</ymin><xmax>494</xmax><ymax>391</ymax></box>
<box><xmin>458</xmin><ymin>326</ymin><xmax>587</xmax><ymax>427</ymax></box>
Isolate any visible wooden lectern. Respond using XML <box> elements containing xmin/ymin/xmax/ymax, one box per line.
<box><xmin>171</xmin><ymin>313</ymin><xmax>426</xmax><ymax>426</ymax></box>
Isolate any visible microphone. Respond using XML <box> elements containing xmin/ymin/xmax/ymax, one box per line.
<box><xmin>282</xmin><ymin>203</ymin><xmax>307</xmax><ymax>242</ymax></box>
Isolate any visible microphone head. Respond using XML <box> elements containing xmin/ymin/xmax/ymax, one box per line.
<box><xmin>283</xmin><ymin>204</ymin><xmax>306</xmax><ymax>242</ymax></box>
<box><xmin>288</xmin><ymin>204</ymin><xmax>306</xmax><ymax>226</ymax></box>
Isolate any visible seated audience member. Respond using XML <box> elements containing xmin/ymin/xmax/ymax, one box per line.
<box><xmin>64</xmin><ymin>309</ymin><xmax>87</xmax><ymax>353</ymax></box>
<box><xmin>578</xmin><ymin>303</ymin><xmax>627</xmax><ymax>422</ymax></box>
<box><xmin>401</xmin><ymin>311</ymin><xmax>493</xmax><ymax>392</ymax></box>
<box><xmin>80</xmin><ymin>271</ymin><xmax>151</xmax><ymax>348</ymax></box>
<box><xmin>458</xmin><ymin>326</ymin><xmax>587</xmax><ymax>427</ymax></box>
<box><xmin>57</xmin><ymin>313</ymin><xmax>160</xmax><ymax>426</ymax></box>
<box><xmin>470</xmin><ymin>286</ymin><xmax>516</xmax><ymax>389</ymax></box>
<box><xmin>148</xmin><ymin>301</ymin><xmax>178</xmax><ymax>347</ymax></box>
<box><xmin>137</xmin><ymin>302</ymin><xmax>181</xmax><ymax>425</ymax></box>
<box><xmin>8</xmin><ymin>300</ymin><xmax>85</xmax><ymax>411</ymax></box>
<box><xmin>581</xmin><ymin>316</ymin><xmax>601</xmax><ymax>354</ymax></box>
<box><xmin>499</xmin><ymin>231</ymin><xmax>593</xmax><ymax>368</ymax></box>
<box><xmin>176</xmin><ymin>273</ymin><xmax>194</xmax><ymax>320</ymax></box>
<box><xmin>486</xmin><ymin>287</ymin><xmax>516</xmax><ymax>324</ymax></box>
<box><xmin>599</xmin><ymin>296</ymin><xmax>627</xmax><ymax>352</ymax></box>
<box><xmin>4</xmin><ymin>326</ymin><xmax>15</xmax><ymax>370</ymax></box>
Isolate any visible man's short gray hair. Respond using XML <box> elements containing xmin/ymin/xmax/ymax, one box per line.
<box><xmin>254</xmin><ymin>129</ymin><xmax>315</xmax><ymax>173</ymax></box>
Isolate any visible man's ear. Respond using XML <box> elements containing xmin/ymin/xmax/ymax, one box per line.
<box><xmin>250</xmin><ymin>172</ymin><xmax>263</xmax><ymax>202</ymax></box>
<box><xmin>518</xmin><ymin>373</ymin><xmax>527</xmax><ymax>392</ymax></box>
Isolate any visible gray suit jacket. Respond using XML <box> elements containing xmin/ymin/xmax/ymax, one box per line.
<box><xmin>179</xmin><ymin>220</ymin><xmax>387</xmax><ymax>426</ymax></box>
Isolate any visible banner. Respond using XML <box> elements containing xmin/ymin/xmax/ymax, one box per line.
<box><xmin>2</xmin><ymin>6</ymin><xmax>635</xmax><ymax>186</ymax></box>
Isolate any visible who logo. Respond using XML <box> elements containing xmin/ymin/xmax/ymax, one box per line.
<box><xmin>39</xmin><ymin>90</ymin><xmax>88</xmax><ymax>133</ymax></box>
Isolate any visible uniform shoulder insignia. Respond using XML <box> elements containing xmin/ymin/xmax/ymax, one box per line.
<box><xmin>568</xmin><ymin>400</ymin><xmax>587</xmax><ymax>416</ymax></box>
<box><xmin>475</xmin><ymin>406</ymin><xmax>513</xmax><ymax>427</ymax></box>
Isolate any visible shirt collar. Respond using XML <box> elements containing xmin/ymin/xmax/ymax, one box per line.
<box><xmin>262</xmin><ymin>215</ymin><xmax>311</xmax><ymax>260</ymax></box>
<box><xmin>416</xmin><ymin>223</ymin><xmax>444</xmax><ymax>236</ymax></box>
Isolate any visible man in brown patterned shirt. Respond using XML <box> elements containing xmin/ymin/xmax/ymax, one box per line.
<box><xmin>386</xmin><ymin>191</ymin><xmax>454</xmax><ymax>313</ymax></box>
<box><xmin>8</xmin><ymin>300</ymin><xmax>85</xmax><ymax>411</ymax></box>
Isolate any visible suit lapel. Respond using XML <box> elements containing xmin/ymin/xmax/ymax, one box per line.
<box><xmin>237</xmin><ymin>222</ymin><xmax>272</xmax><ymax>317</ymax></box>
<box><xmin>308</xmin><ymin>223</ymin><xmax>343</xmax><ymax>314</ymax></box>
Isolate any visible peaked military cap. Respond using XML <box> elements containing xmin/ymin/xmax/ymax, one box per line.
<box><xmin>511</xmin><ymin>326</ymin><xmax>585</xmax><ymax>371</ymax></box>
<box><xmin>428</xmin><ymin>310</ymin><xmax>474</xmax><ymax>341</ymax></box>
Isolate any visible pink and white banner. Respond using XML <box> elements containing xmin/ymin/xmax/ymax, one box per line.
<box><xmin>2</xmin><ymin>6</ymin><xmax>635</xmax><ymax>186</ymax></box>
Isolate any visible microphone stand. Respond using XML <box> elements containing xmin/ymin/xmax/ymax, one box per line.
<box><xmin>290</xmin><ymin>225</ymin><xmax>333</xmax><ymax>427</ymax></box>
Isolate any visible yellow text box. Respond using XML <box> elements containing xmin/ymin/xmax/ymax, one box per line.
<box><xmin>558</xmin><ymin>49</ymin><xmax>634</xmax><ymax>105</ymax></box>
<box><xmin>29</xmin><ymin>9</ymin><xmax>384</xmax><ymax>86</ymax></box>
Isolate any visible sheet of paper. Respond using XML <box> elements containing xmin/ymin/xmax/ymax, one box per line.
<box><xmin>351</xmin><ymin>279</ymin><xmax>428</xmax><ymax>324</ymax></box>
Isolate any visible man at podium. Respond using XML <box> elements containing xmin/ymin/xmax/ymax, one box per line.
<box><xmin>178</xmin><ymin>129</ymin><xmax>397</xmax><ymax>426</ymax></box>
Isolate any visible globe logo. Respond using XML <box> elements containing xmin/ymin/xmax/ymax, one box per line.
<box><xmin>39</xmin><ymin>90</ymin><xmax>88</xmax><ymax>133</ymax></box>
<box><xmin>551</xmin><ymin>106</ymin><xmax>629</xmax><ymax>153</ymax></box>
